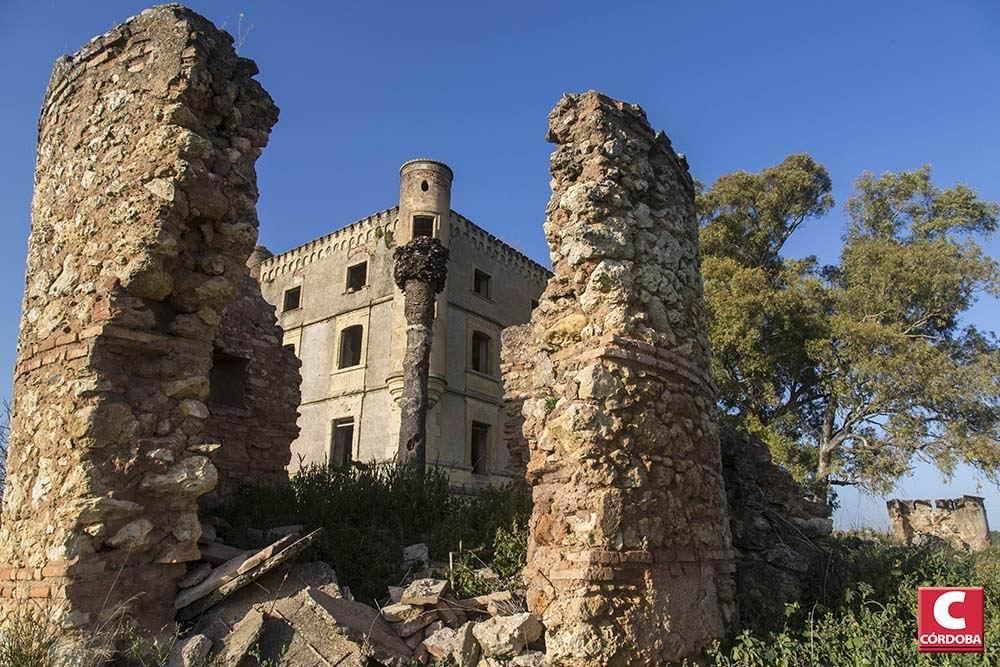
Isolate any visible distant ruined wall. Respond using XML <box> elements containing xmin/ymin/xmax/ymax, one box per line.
<box><xmin>202</xmin><ymin>260</ymin><xmax>300</xmax><ymax>503</ymax></box>
<box><xmin>519</xmin><ymin>91</ymin><xmax>735</xmax><ymax>664</ymax></box>
<box><xmin>0</xmin><ymin>4</ymin><xmax>277</xmax><ymax>633</ymax></box>
<box><xmin>887</xmin><ymin>496</ymin><xmax>992</xmax><ymax>553</ymax></box>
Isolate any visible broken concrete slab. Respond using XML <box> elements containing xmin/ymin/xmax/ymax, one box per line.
<box><xmin>177</xmin><ymin>528</ymin><xmax>322</xmax><ymax>619</ymax></box>
<box><xmin>217</xmin><ymin>608</ymin><xmax>264</xmax><ymax>667</ymax></box>
<box><xmin>262</xmin><ymin>586</ymin><xmax>412</xmax><ymax>666</ymax></box>
<box><xmin>178</xmin><ymin>562</ymin><xmax>213</xmax><ymax>589</ymax></box>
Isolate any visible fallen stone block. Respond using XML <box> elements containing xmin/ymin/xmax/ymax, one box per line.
<box><xmin>380</xmin><ymin>602</ymin><xmax>428</xmax><ymax>624</ymax></box>
<box><xmin>401</xmin><ymin>578</ymin><xmax>449</xmax><ymax>606</ymax></box>
<box><xmin>167</xmin><ymin>634</ymin><xmax>212</xmax><ymax>667</ymax></box>
<box><xmin>472</xmin><ymin>613</ymin><xmax>543</xmax><ymax>659</ymax></box>
<box><xmin>390</xmin><ymin>608</ymin><xmax>439</xmax><ymax>638</ymax></box>
<box><xmin>421</xmin><ymin>626</ymin><xmax>457</xmax><ymax>660</ymax></box>
<box><xmin>451</xmin><ymin>621</ymin><xmax>482</xmax><ymax>667</ymax></box>
<box><xmin>216</xmin><ymin>608</ymin><xmax>264</xmax><ymax>666</ymax></box>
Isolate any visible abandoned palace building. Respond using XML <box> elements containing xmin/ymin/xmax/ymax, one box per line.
<box><xmin>255</xmin><ymin>160</ymin><xmax>550</xmax><ymax>485</ymax></box>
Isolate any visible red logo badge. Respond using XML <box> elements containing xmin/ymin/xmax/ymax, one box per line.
<box><xmin>918</xmin><ymin>587</ymin><xmax>984</xmax><ymax>653</ymax></box>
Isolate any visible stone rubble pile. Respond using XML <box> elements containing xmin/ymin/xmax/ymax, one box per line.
<box><xmin>381</xmin><ymin>577</ymin><xmax>545</xmax><ymax>666</ymax></box>
<box><xmin>166</xmin><ymin>538</ymin><xmax>546</xmax><ymax>667</ymax></box>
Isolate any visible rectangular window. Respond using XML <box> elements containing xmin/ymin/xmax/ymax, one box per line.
<box><xmin>208</xmin><ymin>350</ymin><xmax>249</xmax><ymax>407</ymax></box>
<box><xmin>412</xmin><ymin>216</ymin><xmax>434</xmax><ymax>238</ymax></box>
<box><xmin>331</xmin><ymin>418</ymin><xmax>354</xmax><ymax>467</ymax></box>
<box><xmin>471</xmin><ymin>422</ymin><xmax>489</xmax><ymax>475</ymax></box>
<box><xmin>338</xmin><ymin>325</ymin><xmax>364</xmax><ymax>368</ymax></box>
<box><xmin>346</xmin><ymin>262</ymin><xmax>368</xmax><ymax>292</ymax></box>
<box><xmin>471</xmin><ymin>331</ymin><xmax>492</xmax><ymax>375</ymax></box>
<box><xmin>473</xmin><ymin>269</ymin><xmax>492</xmax><ymax>299</ymax></box>
<box><xmin>283</xmin><ymin>343</ymin><xmax>297</xmax><ymax>355</ymax></box>
<box><xmin>282</xmin><ymin>286</ymin><xmax>301</xmax><ymax>312</ymax></box>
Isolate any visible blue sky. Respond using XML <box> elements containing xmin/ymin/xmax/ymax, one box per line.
<box><xmin>0</xmin><ymin>0</ymin><xmax>997</xmax><ymax>528</ymax></box>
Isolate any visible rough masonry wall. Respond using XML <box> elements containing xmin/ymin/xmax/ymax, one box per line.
<box><xmin>887</xmin><ymin>496</ymin><xmax>992</xmax><ymax>553</ymax></box>
<box><xmin>0</xmin><ymin>5</ymin><xmax>277</xmax><ymax>632</ymax></box>
<box><xmin>720</xmin><ymin>427</ymin><xmax>833</xmax><ymax>628</ymax></box>
<box><xmin>499</xmin><ymin>325</ymin><xmax>533</xmax><ymax>477</ymax></box>
<box><xmin>202</xmin><ymin>263</ymin><xmax>300</xmax><ymax>504</ymax></box>
<box><xmin>520</xmin><ymin>91</ymin><xmax>736</xmax><ymax>664</ymax></box>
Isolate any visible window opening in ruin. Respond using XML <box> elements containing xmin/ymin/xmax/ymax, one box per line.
<box><xmin>346</xmin><ymin>261</ymin><xmax>368</xmax><ymax>292</ymax></box>
<box><xmin>471</xmin><ymin>421</ymin><xmax>490</xmax><ymax>475</ymax></box>
<box><xmin>530</xmin><ymin>299</ymin><xmax>539</xmax><ymax>311</ymax></box>
<box><xmin>473</xmin><ymin>269</ymin><xmax>492</xmax><ymax>299</ymax></box>
<box><xmin>471</xmin><ymin>331</ymin><xmax>492</xmax><ymax>375</ymax></box>
<box><xmin>283</xmin><ymin>286</ymin><xmax>301</xmax><ymax>312</ymax></box>
<box><xmin>283</xmin><ymin>343</ymin><xmax>296</xmax><ymax>355</ymax></box>
<box><xmin>331</xmin><ymin>418</ymin><xmax>354</xmax><ymax>466</ymax></box>
<box><xmin>209</xmin><ymin>350</ymin><xmax>250</xmax><ymax>407</ymax></box>
<box><xmin>421</xmin><ymin>180</ymin><xmax>429</xmax><ymax>192</ymax></box>
<box><xmin>338</xmin><ymin>325</ymin><xmax>364</xmax><ymax>368</ymax></box>
<box><xmin>413</xmin><ymin>215</ymin><xmax>434</xmax><ymax>238</ymax></box>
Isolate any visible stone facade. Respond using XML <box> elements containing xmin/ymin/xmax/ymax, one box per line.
<box><xmin>0</xmin><ymin>4</ymin><xmax>277</xmax><ymax>633</ymax></box>
<box><xmin>517</xmin><ymin>91</ymin><xmax>736</xmax><ymax>664</ymax></box>
<box><xmin>887</xmin><ymin>496</ymin><xmax>992</xmax><ymax>552</ymax></box>
<box><xmin>257</xmin><ymin>162</ymin><xmax>549</xmax><ymax>486</ymax></box>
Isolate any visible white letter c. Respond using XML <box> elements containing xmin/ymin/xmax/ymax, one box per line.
<box><xmin>933</xmin><ymin>591</ymin><xmax>966</xmax><ymax>630</ymax></box>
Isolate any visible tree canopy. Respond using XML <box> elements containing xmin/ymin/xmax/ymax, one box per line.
<box><xmin>699</xmin><ymin>155</ymin><xmax>1000</xmax><ymax>496</ymax></box>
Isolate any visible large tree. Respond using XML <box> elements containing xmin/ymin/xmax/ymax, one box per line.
<box><xmin>699</xmin><ymin>156</ymin><xmax>1000</xmax><ymax>496</ymax></box>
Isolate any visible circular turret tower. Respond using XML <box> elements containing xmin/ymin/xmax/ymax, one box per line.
<box><xmin>397</xmin><ymin>159</ymin><xmax>454</xmax><ymax>246</ymax></box>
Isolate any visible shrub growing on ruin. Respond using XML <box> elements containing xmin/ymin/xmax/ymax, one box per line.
<box><xmin>217</xmin><ymin>460</ymin><xmax>530</xmax><ymax>604</ymax></box>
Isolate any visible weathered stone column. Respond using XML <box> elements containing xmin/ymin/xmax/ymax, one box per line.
<box><xmin>393</xmin><ymin>236</ymin><xmax>449</xmax><ymax>472</ymax></box>
<box><xmin>0</xmin><ymin>5</ymin><xmax>277</xmax><ymax>634</ymax></box>
<box><xmin>521</xmin><ymin>91</ymin><xmax>736</xmax><ymax>664</ymax></box>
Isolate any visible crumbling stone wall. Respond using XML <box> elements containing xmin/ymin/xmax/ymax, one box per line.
<box><xmin>887</xmin><ymin>496</ymin><xmax>992</xmax><ymax>553</ymax></box>
<box><xmin>202</xmin><ymin>256</ymin><xmax>300</xmax><ymax>504</ymax></box>
<box><xmin>720</xmin><ymin>427</ymin><xmax>833</xmax><ymax>627</ymax></box>
<box><xmin>518</xmin><ymin>91</ymin><xmax>736</xmax><ymax>664</ymax></box>
<box><xmin>499</xmin><ymin>325</ymin><xmax>534</xmax><ymax>477</ymax></box>
<box><xmin>0</xmin><ymin>4</ymin><xmax>277</xmax><ymax>633</ymax></box>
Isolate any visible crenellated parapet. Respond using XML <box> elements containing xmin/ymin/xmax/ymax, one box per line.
<box><xmin>258</xmin><ymin>208</ymin><xmax>399</xmax><ymax>282</ymax></box>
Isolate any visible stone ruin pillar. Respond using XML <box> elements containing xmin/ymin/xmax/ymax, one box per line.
<box><xmin>393</xmin><ymin>236</ymin><xmax>449</xmax><ymax>471</ymax></box>
<box><xmin>0</xmin><ymin>5</ymin><xmax>277</xmax><ymax>634</ymax></box>
<box><xmin>520</xmin><ymin>91</ymin><xmax>736</xmax><ymax>664</ymax></box>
